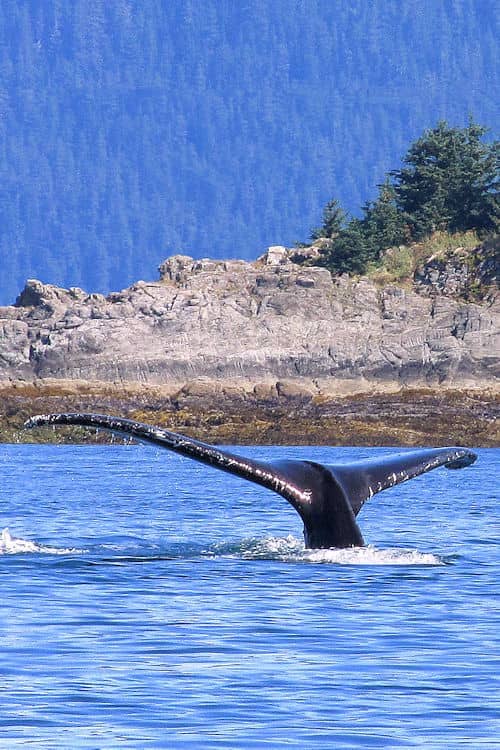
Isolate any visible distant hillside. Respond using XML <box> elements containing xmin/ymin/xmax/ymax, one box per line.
<box><xmin>0</xmin><ymin>0</ymin><xmax>498</xmax><ymax>303</ymax></box>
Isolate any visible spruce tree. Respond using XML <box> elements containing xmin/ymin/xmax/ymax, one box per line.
<box><xmin>312</xmin><ymin>119</ymin><xmax>498</xmax><ymax>277</ymax></box>
<box><xmin>392</xmin><ymin>120</ymin><xmax>499</xmax><ymax>238</ymax></box>
<box><xmin>319</xmin><ymin>219</ymin><xmax>372</xmax><ymax>275</ymax></box>
<box><xmin>311</xmin><ymin>199</ymin><xmax>346</xmax><ymax>240</ymax></box>
<box><xmin>362</xmin><ymin>180</ymin><xmax>407</xmax><ymax>255</ymax></box>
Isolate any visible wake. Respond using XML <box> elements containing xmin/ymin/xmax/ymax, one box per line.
<box><xmin>0</xmin><ymin>528</ymin><xmax>443</xmax><ymax>565</ymax></box>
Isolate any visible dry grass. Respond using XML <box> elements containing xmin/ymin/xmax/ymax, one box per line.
<box><xmin>366</xmin><ymin>230</ymin><xmax>482</xmax><ymax>286</ymax></box>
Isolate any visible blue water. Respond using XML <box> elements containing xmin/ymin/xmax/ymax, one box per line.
<box><xmin>0</xmin><ymin>444</ymin><xmax>498</xmax><ymax>749</ymax></box>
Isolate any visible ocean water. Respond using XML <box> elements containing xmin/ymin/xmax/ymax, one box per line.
<box><xmin>0</xmin><ymin>443</ymin><xmax>498</xmax><ymax>749</ymax></box>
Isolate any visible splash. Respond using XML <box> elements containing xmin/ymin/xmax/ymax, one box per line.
<box><xmin>0</xmin><ymin>528</ymin><xmax>443</xmax><ymax>565</ymax></box>
<box><xmin>0</xmin><ymin>528</ymin><xmax>82</xmax><ymax>556</ymax></box>
<box><xmin>219</xmin><ymin>535</ymin><xmax>444</xmax><ymax>566</ymax></box>
<box><xmin>305</xmin><ymin>544</ymin><xmax>443</xmax><ymax>566</ymax></box>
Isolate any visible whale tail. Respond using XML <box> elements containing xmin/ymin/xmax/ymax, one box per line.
<box><xmin>24</xmin><ymin>413</ymin><xmax>477</xmax><ymax>549</ymax></box>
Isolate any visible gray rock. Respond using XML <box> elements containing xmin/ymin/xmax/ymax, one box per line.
<box><xmin>414</xmin><ymin>240</ymin><xmax>499</xmax><ymax>300</ymax></box>
<box><xmin>1</xmin><ymin>253</ymin><xmax>498</xmax><ymax>389</ymax></box>
<box><xmin>257</xmin><ymin>245</ymin><xmax>291</xmax><ymax>265</ymax></box>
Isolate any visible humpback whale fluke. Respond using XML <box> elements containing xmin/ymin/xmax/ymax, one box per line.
<box><xmin>25</xmin><ymin>413</ymin><xmax>477</xmax><ymax>549</ymax></box>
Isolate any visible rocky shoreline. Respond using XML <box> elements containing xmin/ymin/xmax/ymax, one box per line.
<box><xmin>1</xmin><ymin>244</ymin><xmax>498</xmax><ymax>446</ymax></box>
<box><xmin>2</xmin><ymin>380</ymin><xmax>498</xmax><ymax>447</ymax></box>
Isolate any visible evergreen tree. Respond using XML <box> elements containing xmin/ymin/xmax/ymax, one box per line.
<box><xmin>392</xmin><ymin>120</ymin><xmax>499</xmax><ymax>238</ymax></box>
<box><xmin>310</xmin><ymin>198</ymin><xmax>346</xmax><ymax>240</ymax></box>
<box><xmin>362</xmin><ymin>180</ymin><xmax>407</xmax><ymax>254</ymax></box>
<box><xmin>313</xmin><ymin>119</ymin><xmax>498</xmax><ymax>277</ymax></box>
<box><xmin>319</xmin><ymin>218</ymin><xmax>372</xmax><ymax>275</ymax></box>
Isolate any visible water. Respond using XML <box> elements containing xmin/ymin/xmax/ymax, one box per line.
<box><xmin>0</xmin><ymin>444</ymin><xmax>498</xmax><ymax>749</ymax></box>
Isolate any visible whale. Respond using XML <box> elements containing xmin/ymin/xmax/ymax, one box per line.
<box><xmin>25</xmin><ymin>413</ymin><xmax>477</xmax><ymax>549</ymax></box>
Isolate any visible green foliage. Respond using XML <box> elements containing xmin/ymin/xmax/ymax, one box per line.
<box><xmin>314</xmin><ymin>183</ymin><xmax>407</xmax><ymax>274</ymax></box>
<box><xmin>393</xmin><ymin>120</ymin><xmax>499</xmax><ymax>238</ymax></box>
<box><xmin>362</xmin><ymin>181</ymin><xmax>408</xmax><ymax>255</ymax></box>
<box><xmin>319</xmin><ymin>219</ymin><xmax>373</xmax><ymax>275</ymax></box>
<box><xmin>312</xmin><ymin>120</ymin><xmax>499</xmax><ymax>276</ymax></box>
<box><xmin>311</xmin><ymin>200</ymin><xmax>346</xmax><ymax>240</ymax></box>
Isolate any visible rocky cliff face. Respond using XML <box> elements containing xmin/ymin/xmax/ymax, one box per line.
<box><xmin>413</xmin><ymin>239</ymin><xmax>498</xmax><ymax>301</ymax></box>
<box><xmin>1</xmin><ymin>247</ymin><xmax>498</xmax><ymax>392</ymax></box>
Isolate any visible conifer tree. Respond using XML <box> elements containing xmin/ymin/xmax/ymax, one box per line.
<box><xmin>313</xmin><ymin>119</ymin><xmax>498</xmax><ymax>276</ymax></box>
<box><xmin>311</xmin><ymin>199</ymin><xmax>346</xmax><ymax>240</ymax></box>
<box><xmin>392</xmin><ymin>120</ymin><xmax>499</xmax><ymax>237</ymax></box>
<box><xmin>318</xmin><ymin>218</ymin><xmax>373</xmax><ymax>274</ymax></box>
<box><xmin>362</xmin><ymin>180</ymin><xmax>407</xmax><ymax>254</ymax></box>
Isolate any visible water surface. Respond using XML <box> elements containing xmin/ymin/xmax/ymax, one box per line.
<box><xmin>1</xmin><ymin>444</ymin><xmax>498</xmax><ymax>748</ymax></box>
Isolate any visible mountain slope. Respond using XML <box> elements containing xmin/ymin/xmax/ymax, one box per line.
<box><xmin>1</xmin><ymin>0</ymin><xmax>498</xmax><ymax>303</ymax></box>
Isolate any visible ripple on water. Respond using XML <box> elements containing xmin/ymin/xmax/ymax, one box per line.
<box><xmin>0</xmin><ymin>528</ymin><xmax>443</xmax><ymax>566</ymax></box>
<box><xmin>0</xmin><ymin>445</ymin><xmax>497</xmax><ymax>749</ymax></box>
<box><xmin>215</xmin><ymin>536</ymin><xmax>443</xmax><ymax>565</ymax></box>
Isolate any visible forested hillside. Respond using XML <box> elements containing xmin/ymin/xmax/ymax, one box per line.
<box><xmin>0</xmin><ymin>0</ymin><xmax>498</xmax><ymax>303</ymax></box>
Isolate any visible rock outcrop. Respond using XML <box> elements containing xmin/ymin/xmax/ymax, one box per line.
<box><xmin>414</xmin><ymin>239</ymin><xmax>498</xmax><ymax>301</ymax></box>
<box><xmin>0</xmin><ymin>248</ymin><xmax>498</xmax><ymax>391</ymax></box>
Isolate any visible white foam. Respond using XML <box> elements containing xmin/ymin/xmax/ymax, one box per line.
<box><xmin>305</xmin><ymin>545</ymin><xmax>443</xmax><ymax>566</ymax></box>
<box><xmin>0</xmin><ymin>528</ymin><xmax>82</xmax><ymax>556</ymax></box>
<box><xmin>0</xmin><ymin>527</ymin><xmax>443</xmax><ymax>565</ymax></box>
<box><xmin>236</xmin><ymin>535</ymin><xmax>443</xmax><ymax>565</ymax></box>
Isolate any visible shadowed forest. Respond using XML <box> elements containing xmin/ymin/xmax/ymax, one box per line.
<box><xmin>0</xmin><ymin>0</ymin><xmax>497</xmax><ymax>303</ymax></box>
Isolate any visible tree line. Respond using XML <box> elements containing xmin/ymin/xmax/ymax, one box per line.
<box><xmin>307</xmin><ymin>120</ymin><xmax>499</xmax><ymax>274</ymax></box>
<box><xmin>0</xmin><ymin>1</ymin><xmax>498</xmax><ymax>302</ymax></box>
